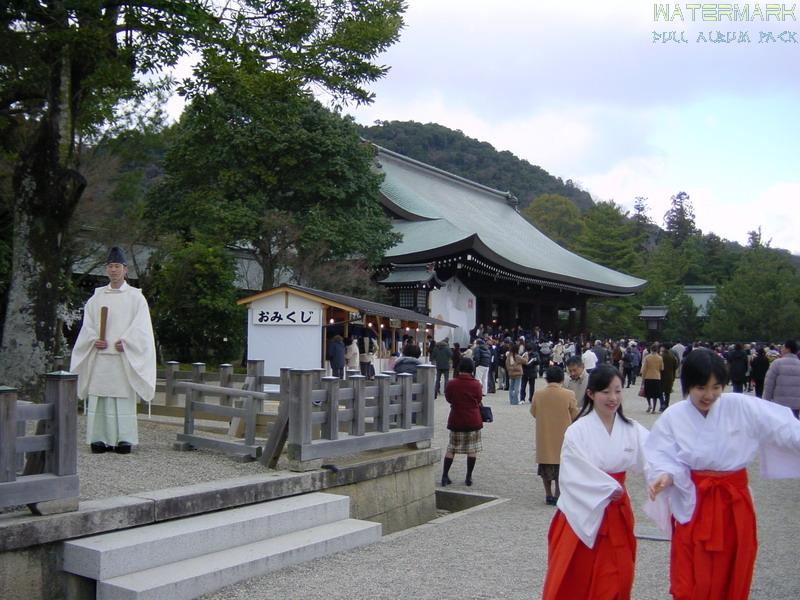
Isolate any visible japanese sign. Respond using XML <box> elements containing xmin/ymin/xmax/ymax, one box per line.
<box><xmin>253</xmin><ymin>308</ymin><xmax>319</xmax><ymax>326</ymax></box>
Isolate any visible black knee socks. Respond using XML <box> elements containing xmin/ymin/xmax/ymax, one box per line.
<box><xmin>442</xmin><ymin>456</ymin><xmax>453</xmax><ymax>485</ymax></box>
<box><xmin>466</xmin><ymin>456</ymin><xmax>476</xmax><ymax>485</ymax></box>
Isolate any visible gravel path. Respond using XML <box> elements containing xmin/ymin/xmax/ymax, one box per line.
<box><xmin>72</xmin><ymin>384</ymin><xmax>800</xmax><ymax>599</ymax></box>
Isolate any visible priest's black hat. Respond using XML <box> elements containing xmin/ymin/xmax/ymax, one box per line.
<box><xmin>106</xmin><ymin>246</ymin><xmax>127</xmax><ymax>265</ymax></box>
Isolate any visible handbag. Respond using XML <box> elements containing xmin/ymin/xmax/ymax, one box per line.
<box><xmin>480</xmin><ymin>404</ymin><xmax>494</xmax><ymax>423</ymax></box>
<box><xmin>638</xmin><ymin>382</ymin><xmax>646</xmax><ymax>398</ymax></box>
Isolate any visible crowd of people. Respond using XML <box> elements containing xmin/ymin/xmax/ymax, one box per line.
<box><xmin>440</xmin><ymin>328</ymin><xmax>800</xmax><ymax>600</ymax></box>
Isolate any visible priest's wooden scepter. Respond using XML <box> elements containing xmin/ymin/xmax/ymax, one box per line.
<box><xmin>99</xmin><ymin>306</ymin><xmax>108</xmax><ymax>343</ymax></box>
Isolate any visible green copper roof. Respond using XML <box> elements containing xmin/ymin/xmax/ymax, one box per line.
<box><xmin>375</xmin><ymin>147</ymin><xmax>646</xmax><ymax>295</ymax></box>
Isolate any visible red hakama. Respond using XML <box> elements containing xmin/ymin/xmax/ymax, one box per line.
<box><xmin>670</xmin><ymin>469</ymin><xmax>757</xmax><ymax>600</ymax></box>
<box><xmin>542</xmin><ymin>472</ymin><xmax>635</xmax><ymax>600</ymax></box>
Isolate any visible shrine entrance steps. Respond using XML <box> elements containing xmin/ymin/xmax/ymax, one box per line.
<box><xmin>61</xmin><ymin>493</ymin><xmax>380</xmax><ymax>599</ymax></box>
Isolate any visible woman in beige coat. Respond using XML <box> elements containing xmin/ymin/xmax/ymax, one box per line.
<box><xmin>530</xmin><ymin>366</ymin><xmax>579</xmax><ymax>504</ymax></box>
<box><xmin>640</xmin><ymin>343</ymin><xmax>664</xmax><ymax>413</ymax></box>
<box><xmin>506</xmin><ymin>345</ymin><xmax>525</xmax><ymax>405</ymax></box>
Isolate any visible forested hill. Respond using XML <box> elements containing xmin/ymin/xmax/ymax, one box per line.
<box><xmin>358</xmin><ymin>120</ymin><xmax>594</xmax><ymax>212</ymax></box>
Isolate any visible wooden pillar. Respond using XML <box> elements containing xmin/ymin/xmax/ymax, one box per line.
<box><xmin>321</xmin><ymin>376</ymin><xmax>340</xmax><ymax>440</ymax></box>
<box><xmin>287</xmin><ymin>370</ymin><xmax>313</xmax><ymax>459</ymax></box>
<box><xmin>45</xmin><ymin>372</ymin><xmax>78</xmax><ymax>477</ymax></box>
<box><xmin>0</xmin><ymin>387</ymin><xmax>17</xmax><ymax>483</ymax></box>
<box><xmin>219</xmin><ymin>363</ymin><xmax>233</xmax><ymax>407</ymax></box>
<box><xmin>164</xmin><ymin>361</ymin><xmax>180</xmax><ymax>406</ymax></box>
<box><xmin>191</xmin><ymin>362</ymin><xmax>206</xmax><ymax>384</ymax></box>
<box><xmin>579</xmin><ymin>296</ymin><xmax>588</xmax><ymax>337</ymax></box>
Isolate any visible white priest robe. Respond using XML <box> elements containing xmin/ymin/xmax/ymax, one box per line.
<box><xmin>70</xmin><ymin>282</ymin><xmax>156</xmax><ymax>445</ymax></box>
<box><xmin>557</xmin><ymin>410</ymin><xmax>650</xmax><ymax>548</ymax></box>
<box><xmin>643</xmin><ymin>393</ymin><xmax>800</xmax><ymax>533</ymax></box>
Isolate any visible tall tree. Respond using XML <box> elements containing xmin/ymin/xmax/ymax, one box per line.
<box><xmin>663</xmin><ymin>191</ymin><xmax>697</xmax><ymax>247</ymax></box>
<box><xmin>574</xmin><ymin>201</ymin><xmax>640</xmax><ymax>275</ymax></box>
<box><xmin>147</xmin><ymin>68</ymin><xmax>398</xmax><ymax>290</ymax></box>
<box><xmin>147</xmin><ymin>240</ymin><xmax>244</xmax><ymax>363</ymax></box>
<box><xmin>520</xmin><ymin>193</ymin><xmax>583</xmax><ymax>250</ymax></box>
<box><xmin>573</xmin><ymin>201</ymin><xmax>644</xmax><ymax>339</ymax></box>
<box><xmin>704</xmin><ymin>243</ymin><xmax>800</xmax><ymax>341</ymax></box>
<box><xmin>0</xmin><ymin>1</ymin><xmax>406</xmax><ymax>390</ymax></box>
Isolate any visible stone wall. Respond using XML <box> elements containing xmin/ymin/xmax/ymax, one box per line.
<box><xmin>0</xmin><ymin>447</ymin><xmax>440</xmax><ymax>600</ymax></box>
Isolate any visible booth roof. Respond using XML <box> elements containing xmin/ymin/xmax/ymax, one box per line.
<box><xmin>638</xmin><ymin>306</ymin><xmax>669</xmax><ymax>320</ymax></box>
<box><xmin>237</xmin><ymin>284</ymin><xmax>457</xmax><ymax>328</ymax></box>
<box><xmin>378</xmin><ymin>263</ymin><xmax>443</xmax><ymax>287</ymax></box>
<box><xmin>374</xmin><ymin>145</ymin><xmax>647</xmax><ymax>296</ymax></box>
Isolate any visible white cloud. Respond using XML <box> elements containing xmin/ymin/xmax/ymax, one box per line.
<box><xmin>748</xmin><ymin>182</ymin><xmax>800</xmax><ymax>253</ymax></box>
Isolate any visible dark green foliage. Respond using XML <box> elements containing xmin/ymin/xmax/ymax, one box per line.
<box><xmin>520</xmin><ymin>194</ymin><xmax>583</xmax><ymax>250</ymax></box>
<box><xmin>146</xmin><ymin>242</ymin><xmax>245</xmax><ymax>363</ymax></box>
<box><xmin>147</xmin><ymin>68</ymin><xmax>398</xmax><ymax>290</ymax></box>
<box><xmin>704</xmin><ymin>244</ymin><xmax>800</xmax><ymax>341</ymax></box>
<box><xmin>586</xmin><ymin>297</ymin><xmax>644</xmax><ymax>340</ymax></box>
<box><xmin>0</xmin><ymin>0</ymin><xmax>407</xmax><ymax>388</ymax></box>
<box><xmin>358</xmin><ymin>121</ymin><xmax>594</xmax><ymax>212</ymax></box>
<box><xmin>574</xmin><ymin>201</ymin><xmax>641</xmax><ymax>275</ymax></box>
<box><xmin>663</xmin><ymin>191</ymin><xmax>697</xmax><ymax>247</ymax></box>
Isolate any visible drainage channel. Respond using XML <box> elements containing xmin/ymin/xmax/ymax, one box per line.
<box><xmin>383</xmin><ymin>489</ymin><xmax>508</xmax><ymax>541</ymax></box>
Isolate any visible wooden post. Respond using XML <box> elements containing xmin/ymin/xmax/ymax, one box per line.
<box><xmin>322</xmin><ymin>321</ymin><xmax>328</xmax><ymax>374</ymax></box>
<box><xmin>230</xmin><ymin>360</ymin><xmax>265</xmax><ymax>437</ymax></box>
<box><xmin>287</xmin><ymin>370</ymin><xmax>313</xmax><ymax>458</ymax></box>
<box><xmin>374</xmin><ymin>375</ymin><xmax>390</xmax><ymax>433</ymax></box>
<box><xmin>417</xmin><ymin>365</ymin><xmax>436</xmax><ymax>428</ymax></box>
<box><xmin>219</xmin><ymin>364</ymin><xmax>233</xmax><ymax>407</ymax></box>
<box><xmin>321</xmin><ymin>377</ymin><xmax>339</xmax><ymax>440</ymax></box>
<box><xmin>351</xmin><ymin>374</ymin><xmax>366</xmax><ymax>437</ymax></box>
<box><xmin>164</xmin><ymin>361</ymin><xmax>180</xmax><ymax>406</ymax></box>
<box><xmin>398</xmin><ymin>373</ymin><xmax>413</xmax><ymax>429</ymax></box>
<box><xmin>191</xmin><ymin>362</ymin><xmax>206</xmax><ymax>385</ymax></box>
<box><xmin>246</xmin><ymin>360</ymin><xmax>265</xmax><ymax>388</ymax></box>
<box><xmin>243</xmin><ymin>396</ymin><xmax>256</xmax><ymax>446</ymax></box>
<box><xmin>0</xmin><ymin>387</ymin><xmax>17</xmax><ymax>483</ymax></box>
<box><xmin>45</xmin><ymin>372</ymin><xmax>78</xmax><ymax>476</ymax></box>
<box><xmin>184</xmin><ymin>385</ymin><xmax>195</xmax><ymax>436</ymax></box>
<box><xmin>310</xmin><ymin>368</ymin><xmax>326</xmax><ymax>390</ymax></box>
<box><xmin>260</xmin><ymin>367</ymin><xmax>292</xmax><ymax>468</ymax></box>
<box><xmin>339</xmin><ymin>371</ymin><xmax>354</xmax><ymax>434</ymax></box>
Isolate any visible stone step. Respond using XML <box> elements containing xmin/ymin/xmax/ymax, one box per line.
<box><xmin>63</xmin><ymin>492</ymin><xmax>350</xmax><ymax>580</ymax></box>
<box><xmin>97</xmin><ymin>518</ymin><xmax>382</xmax><ymax>600</ymax></box>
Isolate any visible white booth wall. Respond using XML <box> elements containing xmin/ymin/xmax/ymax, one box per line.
<box><xmin>429</xmin><ymin>276</ymin><xmax>475</xmax><ymax>348</ymax></box>
<box><xmin>245</xmin><ymin>294</ymin><xmax>323</xmax><ymax>376</ymax></box>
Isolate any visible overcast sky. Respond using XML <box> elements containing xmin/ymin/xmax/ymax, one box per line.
<box><xmin>345</xmin><ymin>1</ymin><xmax>800</xmax><ymax>254</ymax></box>
<box><xmin>164</xmin><ymin>1</ymin><xmax>799</xmax><ymax>254</ymax></box>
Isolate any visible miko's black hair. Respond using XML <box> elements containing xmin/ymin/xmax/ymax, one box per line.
<box><xmin>680</xmin><ymin>348</ymin><xmax>728</xmax><ymax>396</ymax></box>
<box><xmin>575</xmin><ymin>364</ymin><xmax>631</xmax><ymax>424</ymax></box>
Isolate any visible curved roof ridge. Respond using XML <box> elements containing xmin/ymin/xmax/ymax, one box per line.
<box><xmin>374</xmin><ymin>144</ymin><xmax>513</xmax><ymax>203</ymax></box>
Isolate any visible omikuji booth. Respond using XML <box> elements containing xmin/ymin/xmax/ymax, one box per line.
<box><xmin>237</xmin><ymin>284</ymin><xmax>456</xmax><ymax>376</ymax></box>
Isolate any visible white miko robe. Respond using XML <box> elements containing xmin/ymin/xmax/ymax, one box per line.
<box><xmin>70</xmin><ymin>282</ymin><xmax>156</xmax><ymax>445</ymax></box>
<box><xmin>643</xmin><ymin>393</ymin><xmax>800</xmax><ymax>534</ymax></box>
<box><xmin>557</xmin><ymin>410</ymin><xmax>650</xmax><ymax>548</ymax></box>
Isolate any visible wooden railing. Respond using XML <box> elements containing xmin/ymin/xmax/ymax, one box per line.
<box><xmin>285</xmin><ymin>364</ymin><xmax>435</xmax><ymax>470</ymax></box>
<box><xmin>173</xmin><ymin>360</ymin><xmax>282</xmax><ymax>460</ymax></box>
<box><xmin>170</xmin><ymin>360</ymin><xmax>436</xmax><ymax>469</ymax></box>
<box><xmin>0</xmin><ymin>372</ymin><xmax>79</xmax><ymax>514</ymax></box>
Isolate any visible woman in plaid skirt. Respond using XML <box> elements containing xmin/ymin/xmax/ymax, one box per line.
<box><xmin>441</xmin><ymin>357</ymin><xmax>484</xmax><ymax>487</ymax></box>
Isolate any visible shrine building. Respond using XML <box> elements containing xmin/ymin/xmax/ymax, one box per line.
<box><xmin>373</xmin><ymin>146</ymin><xmax>647</xmax><ymax>346</ymax></box>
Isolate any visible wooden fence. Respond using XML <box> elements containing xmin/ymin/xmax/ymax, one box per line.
<box><xmin>286</xmin><ymin>364</ymin><xmax>435</xmax><ymax>469</ymax></box>
<box><xmin>173</xmin><ymin>360</ymin><xmax>277</xmax><ymax>460</ymax></box>
<box><xmin>0</xmin><ymin>372</ymin><xmax>79</xmax><ymax>514</ymax></box>
<box><xmin>170</xmin><ymin>360</ymin><xmax>436</xmax><ymax>469</ymax></box>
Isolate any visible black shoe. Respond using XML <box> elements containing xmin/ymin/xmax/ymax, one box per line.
<box><xmin>465</xmin><ymin>478</ymin><xmax>473</xmax><ymax>486</ymax></box>
<box><xmin>90</xmin><ymin>442</ymin><xmax>107</xmax><ymax>454</ymax></box>
<box><xmin>545</xmin><ymin>496</ymin><xmax>557</xmax><ymax>506</ymax></box>
<box><xmin>115</xmin><ymin>441</ymin><xmax>132</xmax><ymax>454</ymax></box>
<box><xmin>441</xmin><ymin>475</ymin><xmax>452</xmax><ymax>486</ymax></box>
